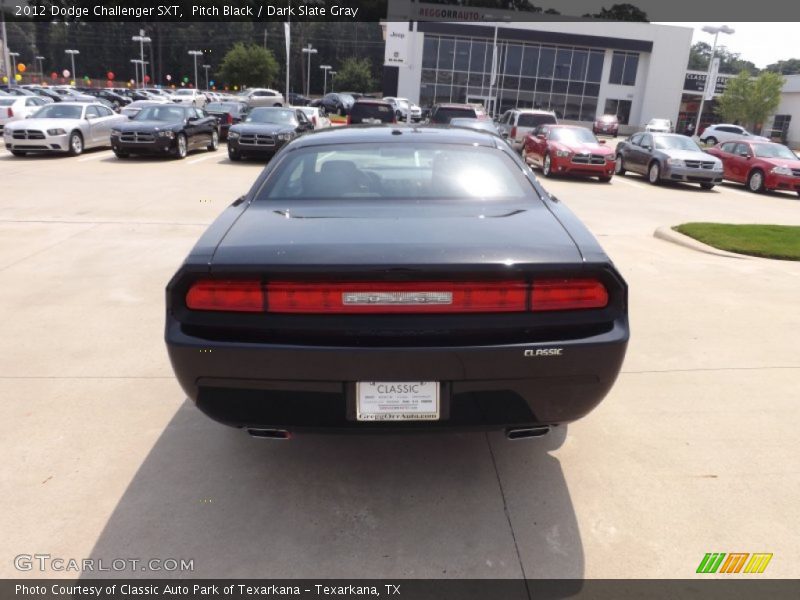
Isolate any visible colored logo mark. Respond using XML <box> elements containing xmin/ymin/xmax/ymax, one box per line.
<box><xmin>696</xmin><ymin>553</ymin><xmax>773</xmax><ymax>574</ymax></box>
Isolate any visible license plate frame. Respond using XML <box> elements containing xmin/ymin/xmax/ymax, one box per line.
<box><xmin>355</xmin><ymin>381</ymin><xmax>440</xmax><ymax>422</ymax></box>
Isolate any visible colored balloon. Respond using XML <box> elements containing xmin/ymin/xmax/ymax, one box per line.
<box><xmin>166</xmin><ymin>74</ymin><xmax>172</xmax><ymax>81</ymax></box>
<box><xmin>182</xmin><ymin>76</ymin><xmax>189</xmax><ymax>83</ymax></box>
<box><xmin>1</xmin><ymin>75</ymin><xmax>7</xmax><ymax>83</ymax></box>
<box><xmin>17</xmin><ymin>63</ymin><xmax>26</xmax><ymax>73</ymax></box>
<box><xmin>51</xmin><ymin>72</ymin><xmax>58</xmax><ymax>80</ymax></box>
<box><xmin>143</xmin><ymin>75</ymin><xmax>150</xmax><ymax>83</ymax></box>
<box><xmin>15</xmin><ymin>73</ymin><xmax>22</xmax><ymax>82</ymax></box>
<box><xmin>107</xmin><ymin>71</ymin><xmax>115</xmax><ymax>80</ymax></box>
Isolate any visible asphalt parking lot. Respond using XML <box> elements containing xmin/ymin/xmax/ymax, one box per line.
<box><xmin>1</xmin><ymin>140</ymin><xmax>799</xmax><ymax>580</ymax></box>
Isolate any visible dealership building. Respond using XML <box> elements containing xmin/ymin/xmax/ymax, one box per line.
<box><xmin>382</xmin><ymin>5</ymin><xmax>695</xmax><ymax>128</ymax></box>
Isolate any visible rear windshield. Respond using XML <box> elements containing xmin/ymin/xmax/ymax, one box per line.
<box><xmin>350</xmin><ymin>103</ymin><xmax>394</xmax><ymax>123</ymax></box>
<box><xmin>431</xmin><ymin>107</ymin><xmax>477</xmax><ymax>123</ymax></box>
<box><xmin>206</xmin><ymin>102</ymin><xmax>241</xmax><ymax>112</ymax></box>
<box><xmin>134</xmin><ymin>106</ymin><xmax>187</xmax><ymax>121</ymax></box>
<box><xmin>256</xmin><ymin>144</ymin><xmax>534</xmax><ymax>201</ymax></box>
<box><xmin>518</xmin><ymin>113</ymin><xmax>557</xmax><ymax>127</ymax></box>
<box><xmin>550</xmin><ymin>128</ymin><xmax>597</xmax><ymax>144</ymax></box>
<box><xmin>0</xmin><ymin>98</ymin><xmax>15</xmax><ymax>106</ymax></box>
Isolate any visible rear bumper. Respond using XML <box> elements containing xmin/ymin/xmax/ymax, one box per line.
<box><xmin>166</xmin><ymin>317</ymin><xmax>629</xmax><ymax>430</ymax></box>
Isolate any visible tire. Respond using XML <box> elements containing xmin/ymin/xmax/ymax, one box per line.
<box><xmin>10</xmin><ymin>150</ymin><xmax>27</xmax><ymax>157</ymax></box>
<box><xmin>599</xmin><ymin>176</ymin><xmax>612</xmax><ymax>183</ymax></box>
<box><xmin>700</xmin><ymin>182</ymin><xmax>715</xmax><ymax>190</ymax></box>
<box><xmin>542</xmin><ymin>153</ymin><xmax>554</xmax><ymax>178</ymax></box>
<box><xmin>747</xmin><ymin>169</ymin><xmax>765</xmax><ymax>193</ymax></box>
<box><xmin>113</xmin><ymin>149</ymin><xmax>129</xmax><ymax>159</ymax></box>
<box><xmin>174</xmin><ymin>134</ymin><xmax>187</xmax><ymax>159</ymax></box>
<box><xmin>67</xmin><ymin>131</ymin><xmax>83</xmax><ymax>156</ymax></box>
<box><xmin>705</xmin><ymin>136</ymin><xmax>718</xmax><ymax>146</ymax></box>
<box><xmin>207</xmin><ymin>129</ymin><xmax>219</xmax><ymax>151</ymax></box>
<box><xmin>648</xmin><ymin>161</ymin><xmax>661</xmax><ymax>185</ymax></box>
<box><xmin>228</xmin><ymin>147</ymin><xmax>241</xmax><ymax>162</ymax></box>
<box><xmin>614</xmin><ymin>154</ymin><xmax>626</xmax><ymax>175</ymax></box>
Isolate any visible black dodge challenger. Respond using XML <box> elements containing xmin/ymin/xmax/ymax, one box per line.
<box><xmin>166</xmin><ymin>126</ymin><xmax>629</xmax><ymax>438</ymax></box>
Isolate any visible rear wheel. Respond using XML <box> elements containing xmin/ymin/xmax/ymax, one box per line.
<box><xmin>648</xmin><ymin>161</ymin><xmax>661</xmax><ymax>185</ymax></box>
<box><xmin>699</xmin><ymin>182</ymin><xmax>715</xmax><ymax>190</ymax></box>
<box><xmin>614</xmin><ymin>154</ymin><xmax>626</xmax><ymax>175</ymax></box>
<box><xmin>747</xmin><ymin>169</ymin><xmax>765</xmax><ymax>193</ymax></box>
<box><xmin>542</xmin><ymin>153</ymin><xmax>554</xmax><ymax>178</ymax></box>
<box><xmin>67</xmin><ymin>131</ymin><xmax>83</xmax><ymax>156</ymax></box>
<box><xmin>207</xmin><ymin>129</ymin><xmax>219</xmax><ymax>151</ymax></box>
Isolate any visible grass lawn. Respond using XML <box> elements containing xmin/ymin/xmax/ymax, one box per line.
<box><xmin>674</xmin><ymin>223</ymin><xmax>800</xmax><ymax>260</ymax></box>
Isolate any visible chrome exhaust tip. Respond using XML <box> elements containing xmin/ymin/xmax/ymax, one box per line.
<box><xmin>246</xmin><ymin>428</ymin><xmax>291</xmax><ymax>440</ymax></box>
<box><xmin>506</xmin><ymin>426</ymin><xmax>550</xmax><ymax>440</ymax></box>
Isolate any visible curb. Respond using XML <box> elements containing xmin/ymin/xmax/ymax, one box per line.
<box><xmin>653</xmin><ymin>226</ymin><xmax>750</xmax><ymax>259</ymax></box>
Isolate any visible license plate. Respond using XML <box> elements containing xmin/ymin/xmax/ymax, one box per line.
<box><xmin>363</xmin><ymin>118</ymin><xmax>382</xmax><ymax>124</ymax></box>
<box><xmin>356</xmin><ymin>381</ymin><xmax>440</xmax><ymax>421</ymax></box>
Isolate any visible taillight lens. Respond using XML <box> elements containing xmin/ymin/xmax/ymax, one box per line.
<box><xmin>510</xmin><ymin>126</ymin><xmax>517</xmax><ymax>139</ymax></box>
<box><xmin>265</xmin><ymin>281</ymin><xmax>527</xmax><ymax>314</ymax></box>
<box><xmin>312</xmin><ymin>116</ymin><xmax>317</xmax><ymax>126</ymax></box>
<box><xmin>184</xmin><ymin>279</ymin><xmax>608</xmax><ymax>313</ymax></box>
<box><xmin>531</xmin><ymin>279</ymin><xmax>608</xmax><ymax>311</ymax></box>
<box><xmin>346</xmin><ymin>115</ymin><xmax>351</xmax><ymax>125</ymax></box>
<box><xmin>226</xmin><ymin>113</ymin><xmax>233</xmax><ymax>124</ymax></box>
<box><xmin>186</xmin><ymin>280</ymin><xmax>264</xmax><ymax>312</ymax></box>
<box><xmin>7</xmin><ymin>108</ymin><xmax>12</xmax><ymax>117</ymax></box>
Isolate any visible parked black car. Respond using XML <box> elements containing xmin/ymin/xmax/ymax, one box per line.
<box><xmin>204</xmin><ymin>101</ymin><xmax>249</xmax><ymax>139</ymax></box>
<box><xmin>287</xmin><ymin>92</ymin><xmax>311</xmax><ymax>106</ymax></box>
<box><xmin>227</xmin><ymin>107</ymin><xmax>313</xmax><ymax>161</ymax></box>
<box><xmin>165</xmin><ymin>126</ymin><xmax>629</xmax><ymax>437</ymax></box>
<box><xmin>347</xmin><ymin>99</ymin><xmax>396</xmax><ymax>124</ymax></box>
<box><xmin>110</xmin><ymin>104</ymin><xmax>219</xmax><ymax>159</ymax></box>
<box><xmin>314</xmin><ymin>92</ymin><xmax>355</xmax><ymax>116</ymax></box>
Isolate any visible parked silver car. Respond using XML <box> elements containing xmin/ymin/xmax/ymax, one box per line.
<box><xmin>496</xmin><ymin>109</ymin><xmax>558</xmax><ymax>151</ymax></box>
<box><xmin>238</xmin><ymin>88</ymin><xmax>285</xmax><ymax>108</ymax></box>
<box><xmin>614</xmin><ymin>132</ymin><xmax>723</xmax><ymax>190</ymax></box>
<box><xmin>3</xmin><ymin>102</ymin><xmax>127</xmax><ymax>156</ymax></box>
<box><xmin>644</xmin><ymin>118</ymin><xmax>673</xmax><ymax>133</ymax></box>
<box><xmin>699</xmin><ymin>123</ymin><xmax>769</xmax><ymax>145</ymax></box>
<box><xmin>383</xmin><ymin>96</ymin><xmax>422</xmax><ymax>121</ymax></box>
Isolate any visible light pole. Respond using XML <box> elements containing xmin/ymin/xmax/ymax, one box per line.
<box><xmin>64</xmin><ymin>49</ymin><xmax>79</xmax><ymax>85</ymax></box>
<box><xmin>329</xmin><ymin>70</ymin><xmax>336</xmax><ymax>92</ymax></box>
<box><xmin>188</xmin><ymin>50</ymin><xmax>202</xmax><ymax>89</ymax></box>
<box><xmin>694</xmin><ymin>25</ymin><xmax>735</xmax><ymax>137</ymax></box>
<box><xmin>35</xmin><ymin>55</ymin><xmax>44</xmax><ymax>80</ymax></box>
<box><xmin>130</xmin><ymin>59</ymin><xmax>140</xmax><ymax>88</ymax></box>
<box><xmin>202</xmin><ymin>64</ymin><xmax>211</xmax><ymax>90</ymax></box>
<box><xmin>9</xmin><ymin>51</ymin><xmax>18</xmax><ymax>85</ymax></box>
<box><xmin>319</xmin><ymin>64</ymin><xmax>331</xmax><ymax>95</ymax></box>
<box><xmin>132</xmin><ymin>31</ymin><xmax>151</xmax><ymax>87</ymax></box>
<box><xmin>301</xmin><ymin>44</ymin><xmax>317</xmax><ymax>97</ymax></box>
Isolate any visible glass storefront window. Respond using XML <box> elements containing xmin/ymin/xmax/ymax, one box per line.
<box><xmin>454</xmin><ymin>40</ymin><xmax>471</xmax><ymax>71</ymax></box>
<box><xmin>609</xmin><ymin>51</ymin><xmax>639</xmax><ymax>86</ymax></box>
<box><xmin>522</xmin><ymin>46</ymin><xmax>539</xmax><ymax>77</ymax></box>
<box><xmin>438</xmin><ymin>39</ymin><xmax>455</xmax><ymax>71</ymax></box>
<box><xmin>506</xmin><ymin>45</ymin><xmax>523</xmax><ymax>75</ymax></box>
<box><xmin>538</xmin><ymin>47</ymin><xmax>555</xmax><ymax>78</ymax></box>
<box><xmin>422</xmin><ymin>38</ymin><xmax>439</xmax><ymax>70</ymax></box>
<box><xmin>571</xmin><ymin>50</ymin><xmax>588</xmax><ymax>81</ymax></box>
<box><xmin>555</xmin><ymin>49</ymin><xmax>572</xmax><ymax>79</ymax></box>
<box><xmin>587</xmin><ymin>52</ymin><xmax>603</xmax><ymax>82</ymax></box>
<box><xmin>471</xmin><ymin>41</ymin><xmax>488</xmax><ymax>73</ymax></box>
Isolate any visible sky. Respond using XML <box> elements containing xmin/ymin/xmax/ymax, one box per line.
<box><xmin>656</xmin><ymin>23</ymin><xmax>800</xmax><ymax>68</ymax></box>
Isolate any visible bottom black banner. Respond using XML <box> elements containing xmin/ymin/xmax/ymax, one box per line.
<box><xmin>3</xmin><ymin>579</ymin><xmax>800</xmax><ymax>600</ymax></box>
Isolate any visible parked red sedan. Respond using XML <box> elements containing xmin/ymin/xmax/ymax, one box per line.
<box><xmin>522</xmin><ymin>125</ymin><xmax>615</xmax><ymax>182</ymax></box>
<box><xmin>706</xmin><ymin>140</ymin><xmax>800</xmax><ymax>196</ymax></box>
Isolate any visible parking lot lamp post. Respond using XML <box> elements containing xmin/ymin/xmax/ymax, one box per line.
<box><xmin>188</xmin><ymin>50</ymin><xmax>202</xmax><ymax>89</ymax></box>
<box><xmin>320</xmin><ymin>64</ymin><xmax>331</xmax><ymax>95</ymax></box>
<box><xmin>203</xmin><ymin>64</ymin><xmax>210</xmax><ymax>90</ymax></box>
<box><xmin>329</xmin><ymin>71</ymin><xmax>336</xmax><ymax>92</ymax></box>
<box><xmin>301</xmin><ymin>44</ymin><xmax>317</xmax><ymax>97</ymax></box>
<box><xmin>64</xmin><ymin>49</ymin><xmax>79</xmax><ymax>85</ymax></box>
<box><xmin>9</xmin><ymin>50</ymin><xmax>18</xmax><ymax>85</ymax></box>
<box><xmin>130</xmin><ymin>59</ymin><xmax>139</xmax><ymax>88</ymax></box>
<box><xmin>35</xmin><ymin>55</ymin><xmax>44</xmax><ymax>80</ymax></box>
<box><xmin>132</xmin><ymin>31</ymin><xmax>151</xmax><ymax>88</ymax></box>
<box><xmin>694</xmin><ymin>25</ymin><xmax>734</xmax><ymax>137</ymax></box>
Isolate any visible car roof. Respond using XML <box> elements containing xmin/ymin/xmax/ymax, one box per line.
<box><xmin>514</xmin><ymin>108</ymin><xmax>556</xmax><ymax>114</ymax></box>
<box><xmin>435</xmin><ymin>103</ymin><xmax>476</xmax><ymax>108</ymax></box>
<box><xmin>291</xmin><ymin>125</ymin><xmax>501</xmax><ymax>149</ymax></box>
<box><xmin>352</xmin><ymin>99</ymin><xmax>392</xmax><ymax>105</ymax></box>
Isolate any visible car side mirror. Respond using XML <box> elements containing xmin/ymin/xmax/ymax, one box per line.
<box><xmin>740</xmin><ymin>153</ymin><xmax>751</xmax><ymax>158</ymax></box>
<box><xmin>187</xmin><ymin>116</ymin><xmax>199</xmax><ymax>123</ymax></box>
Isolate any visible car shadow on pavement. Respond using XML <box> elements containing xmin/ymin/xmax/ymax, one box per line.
<box><xmin>84</xmin><ymin>400</ymin><xmax>584</xmax><ymax>580</ymax></box>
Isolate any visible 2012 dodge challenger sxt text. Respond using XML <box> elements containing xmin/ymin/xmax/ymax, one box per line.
<box><xmin>165</xmin><ymin>126</ymin><xmax>629</xmax><ymax>437</ymax></box>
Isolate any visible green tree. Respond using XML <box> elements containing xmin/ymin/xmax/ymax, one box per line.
<box><xmin>716</xmin><ymin>71</ymin><xmax>784</xmax><ymax>131</ymax></box>
<box><xmin>765</xmin><ymin>58</ymin><xmax>800</xmax><ymax>75</ymax></box>
<box><xmin>217</xmin><ymin>43</ymin><xmax>278</xmax><ymax>88</ymax></box>
<box><xmin>333</xmin><ymin>57</ymin><xmax>375</xmax><ymax>93</ymax></box>
<box><xmin>687</xmin><ymin>42</ymin><xmax>758</xmax><ymax>75</ymax></box>
<box><xmin>583</xmin><ymin>4</ymin><xmax>648</xmax><ymax>21</ymax></box>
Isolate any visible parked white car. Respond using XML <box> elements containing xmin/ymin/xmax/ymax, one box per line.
<box><xmin>297</xmin><ymin>106</ymin><xmax>331</xmax><ymax>129</ymax></box>
<box><xmin>496</xmin><ymin>109</ymin><xmax>558</xmax><ymax>151</ymax></box>
<box><xmin>699</xmin><ymin>123</ymin><xmax>769</xmax><ymax>145</ymax></box>
<box><xmin>171</xmin><ymin>88</ymin><xmax>207</xmax><ymax>108</ymax></box>
<box><xmin>383</xmin><ymin>96</ymin><xmax>422</xmax><ymax>121</ymax></box>
<box><xmin>238</xmin><ymin>88</ymin><xmax>285</xmax><ymax>108</ymax></box>
<box><xmin>645</xmin><ymin>118</ymin><xmax>673</xmax><ymax>133</ymax></box>
<box><xmin>3</xmin><ymin>102</ymin><xmax>127</xmax><ymax>156</ymax></box>
<box><xmin>0</xmin><ymin>95</ymin><xmax>50</xmax><ymax>134</ymax></box>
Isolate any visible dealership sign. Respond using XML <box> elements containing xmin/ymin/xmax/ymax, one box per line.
<box><xmin>684</xmin><ymin>69</ymin><xmax>733</xmax><ymax>96</ymax></box>
<box><xmin>384</xmin><ymin>22</ymin><xmax>411</xmax><ymax>66</ymax></box>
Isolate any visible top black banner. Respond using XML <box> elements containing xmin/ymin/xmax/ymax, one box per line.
<box><xmin>1</xmin><ymin>0</ymin><xmax>799</xmax><ymax>23</ymax></box>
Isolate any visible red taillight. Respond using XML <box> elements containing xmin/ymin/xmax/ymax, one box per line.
<box><xmin>346</xmin><ymin>115</ymin><xmax>352</xmax><ymax>125</ymax></box>
<box><xmin>510</xmin><ymin>126</ymin><xmax>517</xmax><ymax>139</ymax></box>
<box><xmin>312</xmin><ymin>115</ymin><xmax>317</xmax><ymax>126</ymax></box>
<box><xmin>531</xmin><ymin>279</ymin><xmax>608</xmax><ymax>311</ymax></box>
<box><xmin>226</xmin><ymin>113</ymin><xmax>233</xmax><ymax>124</ymax></box>
<box><xmin>7</xmin><ymin>108</ymin><xmax>12</xmax><ymax>118</ymax></box>
<box><xmin>265</xmin><ymin>281</ymin><xmax>527</xmax><ymax>314</ymax></box>
<box><xmin>186</xmin><ymin>280</ymin><xmax>264</xmax><ymax>312</ymax></box>
<box><xmin>184</xmin><ymin>278</ymin><xmax>609</xmax><ymax>313</ymax></box>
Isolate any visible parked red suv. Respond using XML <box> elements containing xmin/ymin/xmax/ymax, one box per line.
<box><xmin>592</xmin><ymin>114</ymin><xmax>619</xmax><ymax>137</ymax></box>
